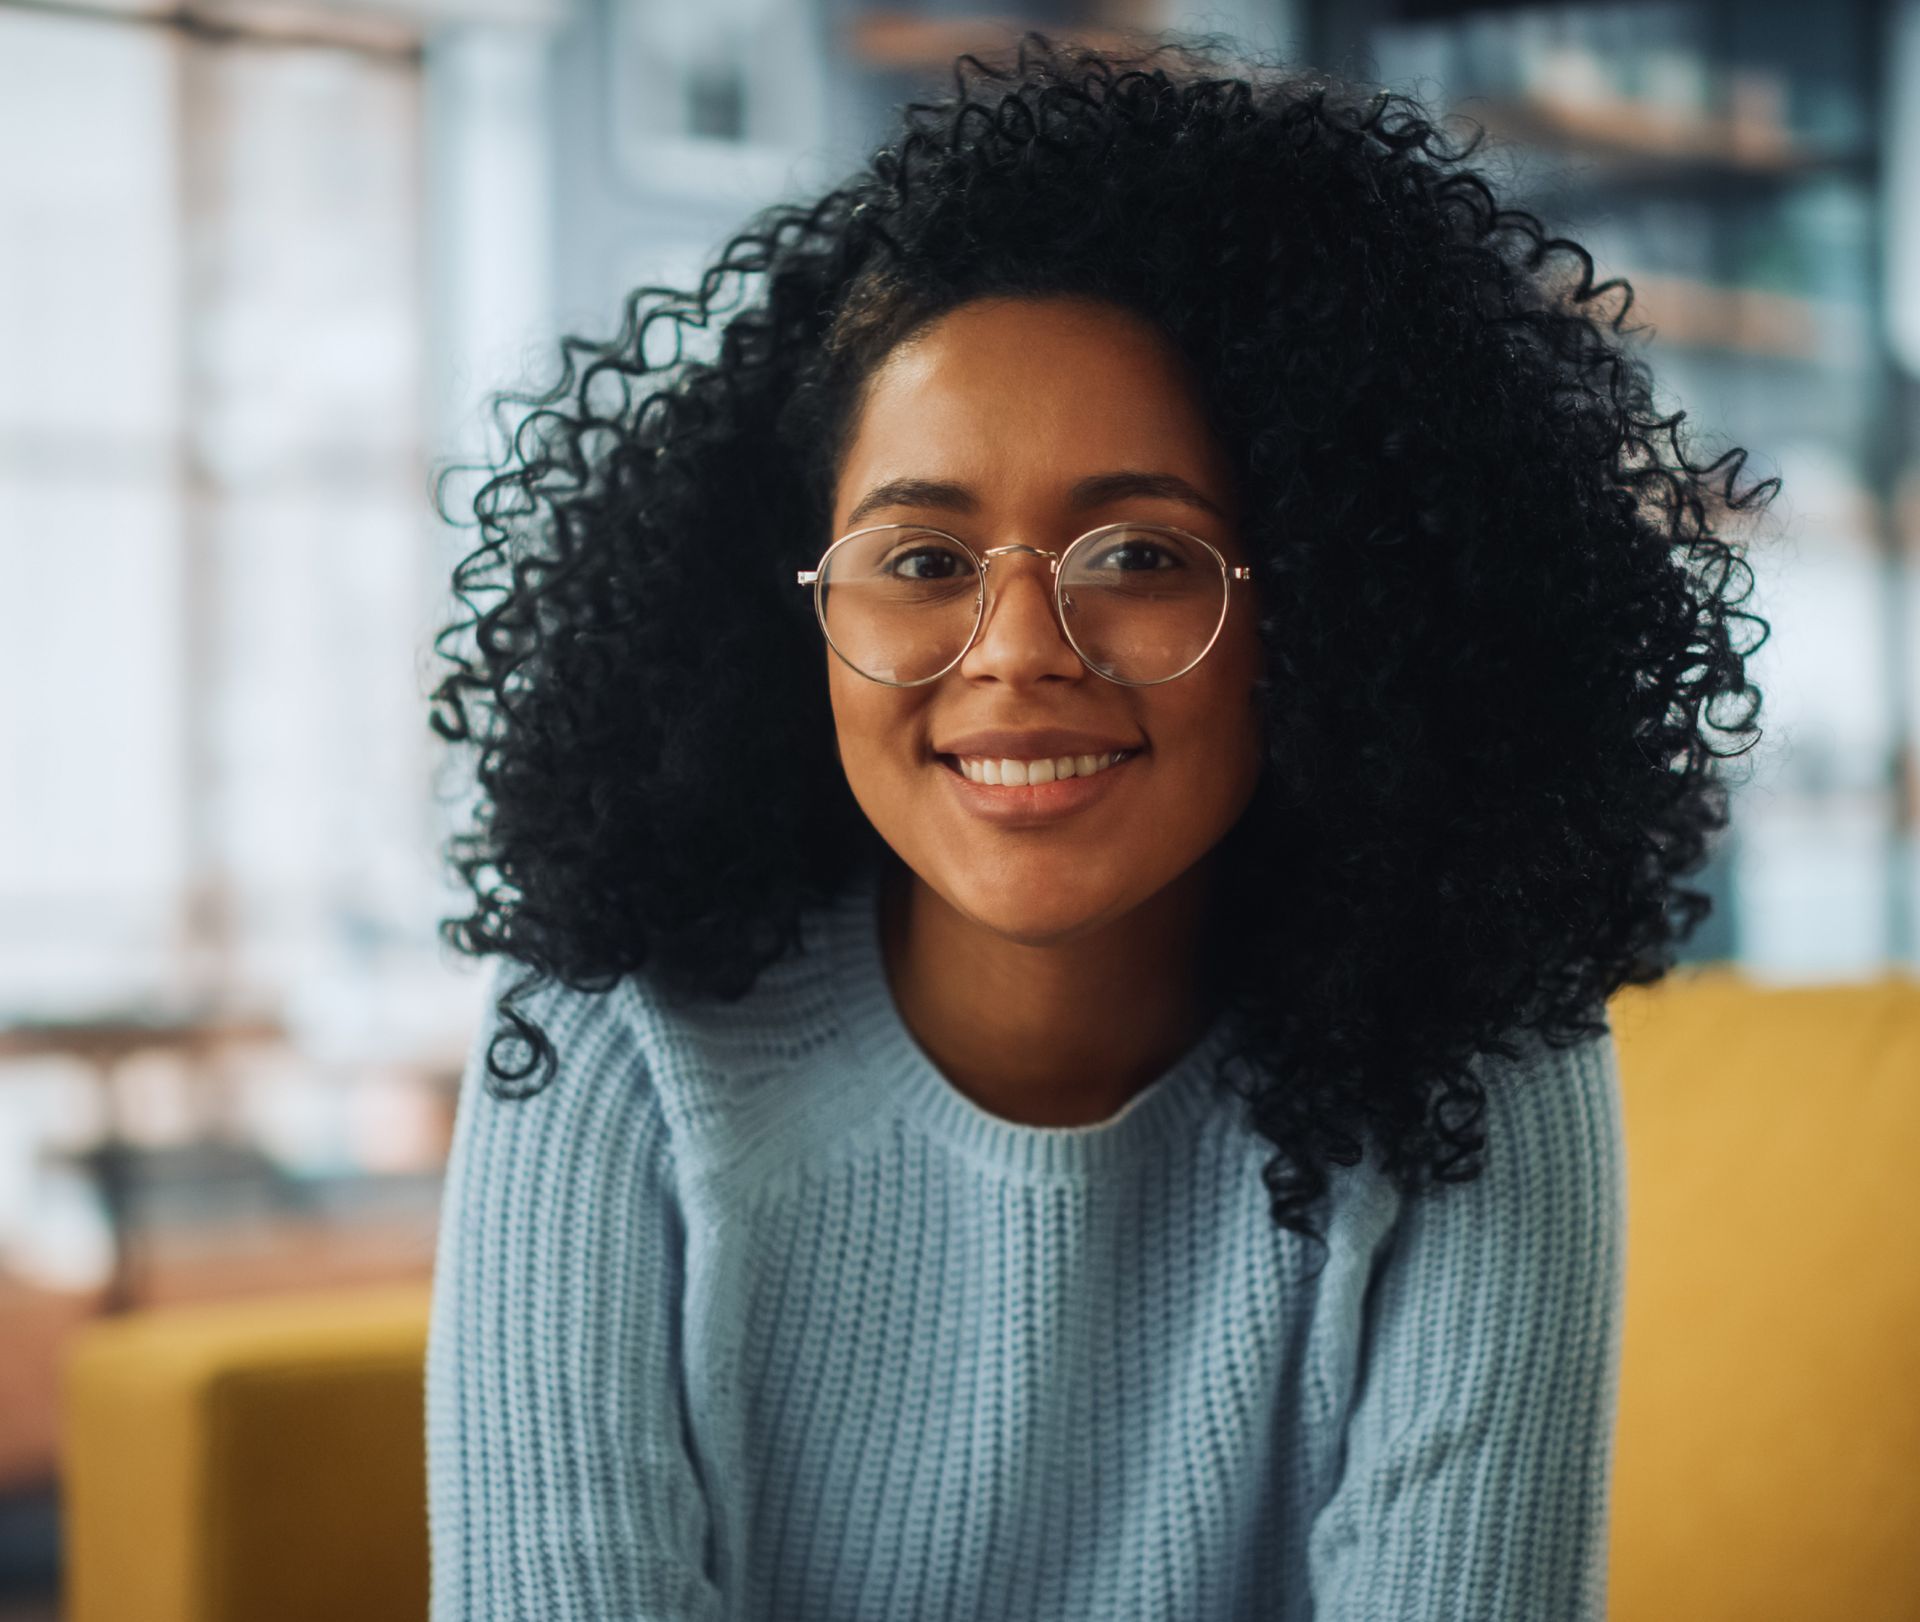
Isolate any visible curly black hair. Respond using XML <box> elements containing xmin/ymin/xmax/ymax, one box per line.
<box><xmin>427</xmin><ymin>30</ymin><xmax>1775</xmax><ymax>1263</ymax></box>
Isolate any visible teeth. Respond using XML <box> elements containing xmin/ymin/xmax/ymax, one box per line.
<box><xmin>953</xmin><ymin>750</ymin><xmax>1131</xmax><ymax>785</ymax></box>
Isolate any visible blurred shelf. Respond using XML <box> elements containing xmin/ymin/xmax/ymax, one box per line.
<box><xmin>843</xmin><ymin>12</ymin><xmax>1144</xmax><ymax>72</ymax></box>
<box><xmin>1558</xmin><ymin>268</ymin><xmax>1865</xmax><ymax>362</ymax></box>
<box><xmin>0</xmin><ymin>1012</ymin><xmax>284</xmax><ymax>1066</ymax></box>
<box><xmin>1465</xmin><ymin>91</ymin><xmax>1871</xmax><ymax>183</ymax></box>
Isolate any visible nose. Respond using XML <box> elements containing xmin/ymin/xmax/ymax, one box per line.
<box><xmin>957</xmin><ymin>546</ymin><xmax>1084</xmax><ymax>683</ymax></box>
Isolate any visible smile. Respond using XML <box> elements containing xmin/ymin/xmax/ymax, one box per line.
<box><xmin>946</xmin><ymin>748</ymin><xmax>1138</xmax><ymax>785</ymax></box>
<box><xmin>933</xmin><ymin>747</ymin><xmax>1145</xmax><ymax>825</ymax></box>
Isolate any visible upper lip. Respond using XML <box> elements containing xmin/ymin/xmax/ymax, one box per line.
<box><xmin>936</xmin><ymin>728</ymin><xmax>1145</xmax><ymax>760</ymax></box>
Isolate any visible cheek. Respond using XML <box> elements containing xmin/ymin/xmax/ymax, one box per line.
<box><xmin>825</xmin><ymin>667</ymin><xmax>872</xmax><ymax>773</ymax></box>
<box><xmin>1159</xmin><ymin>635</ymin><xmax>1265</xmax><ymax>806</ymax></box>
<box><xmin>826</xmin><ymin>666</ymin><xmax>920</xmax><ymax>798</ymax></box>
<box><xmin>1166</xmin><ymin>697</ymin><xmax>1259</xmax><ymax>792</ymax></box>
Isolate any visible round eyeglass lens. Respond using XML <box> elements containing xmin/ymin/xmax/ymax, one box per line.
<box><xmin>818</xmin><ymin>527</ymin><xmax>982</xmax><ymax>684</ymax></box>
<box><xmin>1059</xmin><ymin>526</ymin><xmax>1229</xmax><ymax>683</ymax></box>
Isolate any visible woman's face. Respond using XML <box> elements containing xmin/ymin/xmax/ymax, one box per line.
<box><xmin>824</xmin><ymin>293</ymin><xmax>1266</xmax><ymax>944</ymax></box>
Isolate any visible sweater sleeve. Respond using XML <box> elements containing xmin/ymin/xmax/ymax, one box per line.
<box><xmin>424</xmin><ymin>961</ymin><xmax>725</xmax><ymax>1621</ymax></box>
<box><xmin>1304</xmin><ymin>1020</ymin><xmax>1628</xmax><ymax>1621</ymax></box>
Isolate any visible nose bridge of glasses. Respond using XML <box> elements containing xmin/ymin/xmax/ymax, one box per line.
<box><xmin>976</xmin><ymin>544</ymin><xmax>1065</xmax><ymax>632</ymax></box>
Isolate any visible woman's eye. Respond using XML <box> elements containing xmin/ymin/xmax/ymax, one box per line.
<box><xmin>1089</xmin><ymin>541</ymin><xmax>1178</xmax><ymax>571</ymax></box>
<box><xmin>885</xmin><ymin>546</ymin><xmax>964</xmax><ymax>580</ymax></box>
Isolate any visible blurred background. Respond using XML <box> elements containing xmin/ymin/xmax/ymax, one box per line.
<box><xmin>1</xmin><ymin>0</ymin><xmax>1916</xmax><ymax>1613</ymax></box>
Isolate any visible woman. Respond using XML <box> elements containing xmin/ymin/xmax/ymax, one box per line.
<box><xmin>423</xmin><ymin>33</ymin><xmax>1773</xmax><ymax>1621</ymax></box>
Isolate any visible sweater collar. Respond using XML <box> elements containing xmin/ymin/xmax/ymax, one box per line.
<box><xmin>821</xmin><ymin>857</ymin><xmax>1235</xmax><ymax>1180</ymax></box>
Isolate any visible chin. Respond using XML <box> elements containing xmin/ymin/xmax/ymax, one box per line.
<box><xmin>932</xmin><ymin>854</ymin><xmax>1143</xmax><ymax>945</ymax></box>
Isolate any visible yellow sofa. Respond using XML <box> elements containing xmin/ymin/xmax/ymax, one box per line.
<box><xmin>58</xmin><ymin>966</ymin><xmax>1920</xmax><ymax>1621</ymax></box>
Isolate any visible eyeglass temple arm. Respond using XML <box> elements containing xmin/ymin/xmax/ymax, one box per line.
<box><xmin>797</xmin><ymin>566</ymin><xmax>1253</xmax><ymax>584</ymax></box>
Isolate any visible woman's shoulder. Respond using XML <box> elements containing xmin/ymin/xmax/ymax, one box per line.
<box><xmin>1474</xmin><ymin>1011</ymin><xmax>1622</xmax><ymax>1165</ymax></box>
<box><xmin>618</xmin><ymin>912</ymin><xmax>848</xmax><ymax>1131</ymax></box>
<box><xmin>1314</xmin><ymin>1012</ymin><xmax>1623</xmax><ymax>1271</ymax></box>
<box><xmin>621</xmin><ymin>901</ymin><xmax>848</xmax><ymax>1075</ymax></box>
<box><xmin>1377</xmin><ymin>1010</ymin><xmax>1626</xmax><ymax>1271</ymax></box>
<box><xmin>470</xmin><ymin>892</ymin><xmax>859</xmax><ymax>1185</ymax></box>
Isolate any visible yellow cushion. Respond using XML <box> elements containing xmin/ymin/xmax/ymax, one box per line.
<box><xmin>59</xmin><ymin>1280</ymin><xmax>433</xmax><ymax>1622</ymax></box>
<box><xmin>1609</xmin><ymin>967</ymin><xmax>1920</xmax><ymax>1621</ymax></box>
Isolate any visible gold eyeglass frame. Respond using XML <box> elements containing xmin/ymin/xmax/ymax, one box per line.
<box><xmin>796</xmin><ymin>521</ymin><xmax>1254</xmax><ymax>688</ymax></box>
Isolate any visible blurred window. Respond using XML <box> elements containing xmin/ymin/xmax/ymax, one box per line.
<box><xmin>0</xmin><ymin>7</ymin><xmax>444</xmax><ymax>1028</ymax></box>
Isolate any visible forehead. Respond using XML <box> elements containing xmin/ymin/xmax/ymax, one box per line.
<box><xmin>834</xmin><ymin>296</ymin><xmax>1231</xmax><ymax>506</ymax></box>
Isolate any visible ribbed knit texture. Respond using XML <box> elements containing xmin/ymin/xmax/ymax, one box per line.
<box><xmin>425</xmin><ymin>858</ymin><xmax>1628</xmax><ymax>1620</ymax></box>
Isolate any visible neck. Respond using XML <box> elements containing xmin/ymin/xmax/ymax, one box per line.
<box><xmin>876</xmin><ymin>852</ymin><xmax>1221</xmax><ymax>1128</ymax></box>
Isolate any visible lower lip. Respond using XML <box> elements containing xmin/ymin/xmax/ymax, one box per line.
<box><xmin>934</xmin><ymin>751</ymin><xmax>1143</xmax><ymax>825</ymax></box>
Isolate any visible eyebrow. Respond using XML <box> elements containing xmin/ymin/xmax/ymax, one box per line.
<box><xmin>842</xmin><ymin>470</ymin><xmax>1230</xmax><ymax>531</ymax></box>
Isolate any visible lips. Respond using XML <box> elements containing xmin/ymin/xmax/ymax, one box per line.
<box><xmin>932</xmin><ymin>744</ymin><xmax>1143</xmax><ymax>825</ymax></box>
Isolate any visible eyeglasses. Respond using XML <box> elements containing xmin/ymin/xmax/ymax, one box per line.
<box><xmin>796</xmin><ymin>522</ymin><xmax>1253</xmax><ymax>687</ymax></box>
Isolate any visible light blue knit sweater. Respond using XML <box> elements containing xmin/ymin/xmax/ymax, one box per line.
<box><xmin>425</xmin><ymin>858</ymin><xmax>1627</xmax><ymax>1620</ymax></box>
